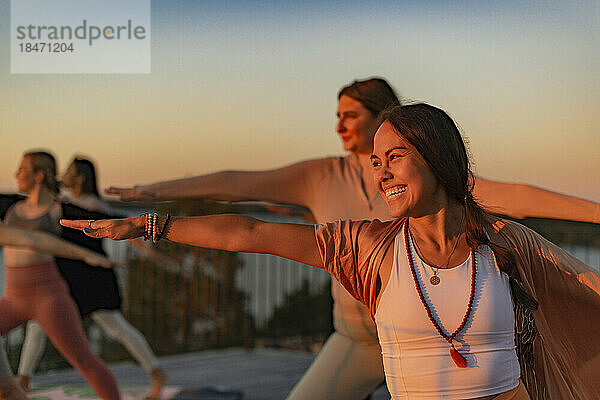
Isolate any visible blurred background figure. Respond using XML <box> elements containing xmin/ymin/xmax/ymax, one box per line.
<box><xmin>17</xmin><ymin>156</ymin><xmax>166</xmax><ymax>400</ymax></box>
<box><xmin>0</xmin><ymin>222</ymin><xmax>117</xmax><ymax>400</ymax></box>
<box><xmin>1</xmin><ymin>151</ymin><xmax>120</xmax><ymax>399</ymax></box>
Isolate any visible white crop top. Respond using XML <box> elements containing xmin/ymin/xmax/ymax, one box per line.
<box><xmin>374</xmin><ymin>225</ymin><xmax>520</xmax><ymax>399</ymax></box>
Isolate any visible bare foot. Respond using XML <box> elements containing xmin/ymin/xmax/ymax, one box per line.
<box><xmin>144</xmin><ymin>367</ymin><xmax>167</xmax><ymax>400</ymax></box>
<box><xmin>16</xmin><ymin>376</ymin><xmax>29</xmax><ymax>393</ymax></box>
<box><xmin>0</xmin><ymin>375</ymin><xmax>27</xmax><ymax>400</ymax></box>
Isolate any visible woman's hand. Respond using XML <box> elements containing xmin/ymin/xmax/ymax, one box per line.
<box><xmin>60</xmin><ymin>216</ymin><xmax>146</xmax><ymax>240</ymax></box>
<box><xmin>105</xmin><ymin>185</ymin><xmax>156</xmax><ymax>201</ymax></box>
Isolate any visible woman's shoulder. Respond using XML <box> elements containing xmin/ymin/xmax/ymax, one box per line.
<box><xmin>299</xmin><ymin>155</ymin><xmax>360</xmax><ymax>174</ymax></box>
<box><xmin>0</xmin><ymin>194</ymin><xmax>24</xmax><ymax>219</ymax></box>
<box><xmin>5</xmin><ymin>199</ymin><xmax>59</xmax><ymax>220</ymax></box>
<box><xmin>318</xmin><ymin>218</ymin><xmax>405</xmax><ymax>247</ymax></box>
<box><xmin>2</xmin><ymin>200</ymin><xmax>21</xmax><ymax>221</ymax></box>
<box><xmin>361</xmin><ymin>217</ymin><xmax>405</xmax><ymax>231</ymax></box>
<box><xmin>295</xmin><ymin>156</ymin><xmax>345</xmax><ymax>174</ymax></box>
<box><xmin>486</xmin><ymin>216</ymin><xmax>539</xmax><ymax>243</ymax></box>
<box><xmin>485</xmin><ymin>216</ymin><xmax>584</xmax><ymax>269</ymax></box>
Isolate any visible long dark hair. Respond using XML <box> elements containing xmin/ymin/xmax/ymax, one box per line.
<box><xmin>72</xmin><ymin>157</ymin><xmax>100</xmax><ymax>197</ymax></box>
<box><xmin>338</xmin><ymin>78</ymin><xmax>401</xmax><ymax>117</ymax></box>
<box><xmin>24</xmin><ymin>151</ymin><xmax>59</xmax><ymax>194</ymax></box>
<box><xmin>379</xmin><ymin>103</ymin><xmax>515</xmax><ymax>276</ymax></box>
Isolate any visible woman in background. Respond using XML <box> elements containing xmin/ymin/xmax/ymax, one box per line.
<box><xmin>2</xmin><ymin>151</ymin><xmax>121</xmax><ymax>399</ymax></box>
<box><xmin>0</xmin><ymin>223</ymin><xmax>114</xmax><ymax>400</ymax></box>
<box><xmin>0</xmin><ymin>223</ymin><xmax>115</xmax><ymax>400</ymax></box>
<box><xmin>17</xmin><ymin>157</ymin><xmax>166</xmax><ymax>400</ymax></box>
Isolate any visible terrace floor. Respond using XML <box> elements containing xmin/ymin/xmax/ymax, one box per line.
<box><xmin>29</xmin><ymin>347</ymin><xmax>390</xmax><ymax>399</ymax></box>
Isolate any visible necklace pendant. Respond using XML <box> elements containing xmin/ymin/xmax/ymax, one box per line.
<box><xmin>430</xmin><ymin>275</ymin><xmax>440</xmax><ymax>285</ymax></box>
<box><xmin>450</xmin><ymin>344</ymin><xmax>468</xmax><ymax>368</ymax></box>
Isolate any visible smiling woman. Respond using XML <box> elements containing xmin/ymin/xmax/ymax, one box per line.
<box><xmin>370</xmin><ymin>121</ymin><xmax>443</xmax><ymax>219</ymax></box>
<box><xmin>62</xmin><ymin>103</ymin><xmax>600</xmax><ymax>400</ymax></box>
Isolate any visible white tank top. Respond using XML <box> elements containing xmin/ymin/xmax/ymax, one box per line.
<box><xmin>375</xmin><ymin>225</ymin><xmax>520</xmax><ymax>399</ymax></box>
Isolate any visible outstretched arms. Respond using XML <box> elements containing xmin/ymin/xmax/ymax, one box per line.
<box><xmin>104</xmin><ymin>160</ymin><xmax>600</xmax><ymax>224</ymax></box>
<box><xmin>60</xmin><ymin>215</ymin><xmax>323</xmax><ymax>268</ymax></box>
<box><xmin>107</xmin><ymin>168</ymin><xmax>600</xmax><ymax>224</ymax></box>
<box><xmin>473</xmin><ymin>177</ymin><xmax>600</xmax><ymax>223</ymax></box>
<box><xmin>0</xmin><ymin>225</ymin><xmax>114</xmax><ymax>268</ymax></box>
<box><xmin>106</xmin><ymin>159</ymin><xmax>323</xmax><ymax>207</ymax></box>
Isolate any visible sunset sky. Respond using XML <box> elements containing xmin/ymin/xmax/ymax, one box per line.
<box><xmin>1</xmin><ymin>0</ymin><xmax>598</xmax><ymax>202</ymax></box>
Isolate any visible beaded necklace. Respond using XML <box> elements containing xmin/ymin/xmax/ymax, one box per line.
<box><xmin>404</xmin><ymin>219</ymin><xmax>476</xmax><ymax>368</ymax></box>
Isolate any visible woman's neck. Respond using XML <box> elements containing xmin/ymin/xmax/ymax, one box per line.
<box><xmin>408</xmin><ymin>200</ymin><xmax>470</xmax><ymax>268</ymax></box>
<box><xmin>25</xmin><ymin>185</ymin><xmax>55</xmax><ymax>209</ymax></box>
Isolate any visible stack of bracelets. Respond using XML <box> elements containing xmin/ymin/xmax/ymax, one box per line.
<box><xmin>143</xmin><ymin>212</ymin><xmax>172</xmax><ymax>244</ymax></box>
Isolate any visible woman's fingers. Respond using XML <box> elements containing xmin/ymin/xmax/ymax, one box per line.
<box><xmin>60</xmin><ymin>219</ymin><xmax>92</xmax><ymax>229</ymax></box>
<box><xmin>105</xmin><ymin>186</ymin><xmax>153</xmax><ymax>201</ymax></box>
<box><xmin>83</xmin><ymin>227</ymin><xmax>109</xmax><ymax>239</ymax></box>
<box><xmin>105</xmin><ymin>186</ymin><xmax>126</xmax><ymax>194</ymax></box>
<box><xmin>60</xmin><ymin>219</ymin><xmax>109</xmax><ymax>238</ymax></box>
<box><xmin>105</xmin><ymin>186</ymin><xmax>138</xmax><ymax>201</ymax></box>
<box><xmin>105</xmin><ymin>186</ymin><xmax>129</xmax><ymax>196</ymax></box>
<box><xmin>61</xmin><ymin>217</ymin><xmax>144</xmax><ymax>240</ymax></box>
<box><xmin>60</xmin><ymin>219</ymin><xmax>114</xmax><ymax>230</ymax></box>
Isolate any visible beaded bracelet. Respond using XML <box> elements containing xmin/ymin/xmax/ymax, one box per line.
<box><xmin>143</xmin><ymin>213</ymin><xmax>150</xmax><ymax>241</ymax></box>
<box><xmin>151</xmin><ymin>213</ymin><xmax>156</xmax><ymax>242</ymax></box>
<box><xmin>143</xmin><ymin>212</ymin><xmax>157</xmax><ymax>241</ymax></box>
<box><xmin>143</xmin><ymin>212</ymin><xmax>172</xmax><ymax>243</ymax></box>
<box><xmin>155</xmin><ymin>213</ymin><xmax>172</xmax><ymax>243</ymax></box>
<box><xmin>152</xmin><ymin>213</ymin><xmax>158</xmax><ymax>243</ymax></box>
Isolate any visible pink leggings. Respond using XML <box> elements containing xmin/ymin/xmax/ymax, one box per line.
<box><xmin>0</xmin><ymin>262</ymin><xmax>120</xmax><ymax>400</ymax></box>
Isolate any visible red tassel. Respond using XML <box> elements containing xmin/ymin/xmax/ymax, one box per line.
<box><xmin>450</xmin><ymin>345</ymin><xmax>468</xmax><ymax>368</ymax></box>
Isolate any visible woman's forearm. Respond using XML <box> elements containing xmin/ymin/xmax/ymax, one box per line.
<box><xmin>108</xmin><ymin>159</ymin><xmax>322</xmax><ymax>207</ymax></box>
<box><xmin>61</xmin><ymin>215</ymin><xmax>322</xmax><ymax>267</ymax></box>
<box><xmin>147</xmin><ymin>169</ymin><xmax>310</xmax><ymax>204</ymax></box>
<box><xmin>147</xmin><ymin>172</ymin><xmax>258</xmax><ymax>201</ymax></box>
<box><xmin>165</xmin><ymin>215</ymin><xmax>322</xmax><ymax>266</ymax></box>
<box><xmin>474</xmin><ymin>177</ymin><xmax>600</xmax><ymax>223</ymax></box>
<box><xmin>165</xmin><ymin>215</ymin><xmax>261</xmax><ymax>251</ymax></box>
<box><xmin>0</xmin><ymin>226</ymin><xmax>110</xmax><ymax>266</ymax></box>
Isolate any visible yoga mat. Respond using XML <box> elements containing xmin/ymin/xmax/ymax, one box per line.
<box><xmin>28</xmin><ymin>385</ymin><xmax>243</xmax><ymax>400</ymax></box>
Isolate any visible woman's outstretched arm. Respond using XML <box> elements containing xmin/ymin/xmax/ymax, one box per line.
<box><xmin>0</xmin><ymin>225</ymin><xmax>113</xmax><ymax>268</ymax></box>
<box><xmin>105</xmin><ymin>159</ymin><xmax>323</xmax><ymax>207</ymax></box>
<box><xmin>473</xmin><ymin>177</ymin><xmax>600</xmax><ymax>223</ymax></box>
<box><xmin>60</xmin><ymin>215</ymin><xmax>323</xmax><ymax>268</ymax></box>
<box><xmin>105</xmin><ymin>163</ymin><xmax>600</xmax><ymax>224</ymax></box>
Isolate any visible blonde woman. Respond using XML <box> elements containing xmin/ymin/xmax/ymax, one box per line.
<box><xmin>0</xmin><ymin>223</ymin><xmax>114</xmax><ymax>400</ymax></box>
<box><xmin>17</xmin><ymin>157</ymin><xmax>165</xmax><ymax>399</ymax></box>
<box><xmin>1</xmin><ymin>151</ymin><xmax>120</xmax><ymax>399</ymax></box>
